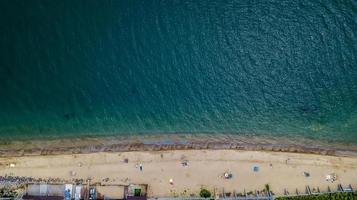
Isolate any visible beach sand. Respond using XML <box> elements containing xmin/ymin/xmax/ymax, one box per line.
<box><xmin>1</xmin><ymin>149</ymin><xmax>357</xmax><ymax>197</ymax></box>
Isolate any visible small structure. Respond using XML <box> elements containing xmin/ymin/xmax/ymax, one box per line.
<box><xmin>65</xmin><ymin>184</ymin><xmax>73</xmax><ymax>200</ymax></box>
<box><xmin>124</xmin><ymin>184</ymin><xmax>148</xmax><ymax>200</ymax></box>
<box><xmin>23</xmin><ymin>183</ymin><xmax>65</xmax><ymax>200</ymax></box>
<box><xmin>23</xmin><ymin>183</ymin><xmax>148</xmax><ymax>200</ymax></box>
<box><xmin>74</xmin><ymin>185</ymin><xmax>83</xmax><ymax>200</ymax></box>
<box><xmin>96</xmin><ymin>185</ymin><xmax>125</xmax><ymax>199</ymax></box>
<box><xmin>22</xmin><ymin>183</ymin><xmax>86</xmax><ymax>200</ymax></box>
<box><xmin>89</xmin><ymin>187</ymin><xmax>96</xmax><ymax>200</ymax></box>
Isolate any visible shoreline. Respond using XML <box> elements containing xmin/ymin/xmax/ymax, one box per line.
<box><xmin>1</xmin><ymin>149</ymin><xmax>357</xmax><ymax>197</ymax></box>
<box><xmin>1</xmin><ymin>135</ymin><xmax>357</xmax><ymax>197</ymax></box>
<box><xmin>1</xmin><ymin>134</ymin><xmax>357</xmax><ymax>157</ymax></box>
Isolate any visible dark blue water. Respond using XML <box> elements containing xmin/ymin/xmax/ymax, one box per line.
<box><xmin>0</xmin><ymin>0</ymin><xmax>356</xmax><ymax>143</ymax></box>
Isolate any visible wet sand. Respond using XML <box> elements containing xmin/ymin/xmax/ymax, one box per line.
<box><xmin>1</xmin><ymin>134</ymin><xmax>357</xmax><ymax>158</ymax></box>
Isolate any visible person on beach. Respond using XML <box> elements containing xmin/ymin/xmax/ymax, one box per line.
<box><xmin>285</xmin><ymin>158</ymin><xmax>290</xmax><ymax>164</ymax></box>
<box><xmin>139</xmin><ymin>163</ymin><xmax>143</xmax><ymax>171</ymax></box>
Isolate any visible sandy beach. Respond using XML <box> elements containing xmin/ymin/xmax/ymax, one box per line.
<box><xmin>1</xmin><ymin>149</ymin><xmax>357</xmax><ymax>197</ymax></box>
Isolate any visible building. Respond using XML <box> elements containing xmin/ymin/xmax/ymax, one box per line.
<box><xmin>22</xmin><ymin>183</ymin><xmax>148</xmax><ymax>200</ymax></box>
<box><xmin>23</xmin><ymin>183</ymin><xmax>65</xmax><ymax>200</ymax></box>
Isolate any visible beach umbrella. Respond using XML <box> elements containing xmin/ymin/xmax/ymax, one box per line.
<box><xmin>70</xmin><ymin>170</ymin><xmax>77</xmax><ymax>176</ymax></box>
<box><xmin>252</xmin><ymin>165</ymin><xmax>260</xmax><ymax>172</ymax></box>
<box><xmin>224</xmin><ymin>172</ymin><xmax>232</xmax><ymax>179</ymax></box>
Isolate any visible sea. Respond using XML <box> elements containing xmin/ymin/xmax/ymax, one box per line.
<box><xmin>0</xmin><ymin>0</ymin><xmax>356</xmax><ymax>145</ymax></box>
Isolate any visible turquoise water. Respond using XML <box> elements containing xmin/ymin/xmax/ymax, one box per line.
<box><xmin>0</xmin><ymin>0</ymin><xmax>356</xmax><ymax>143</ymax></box>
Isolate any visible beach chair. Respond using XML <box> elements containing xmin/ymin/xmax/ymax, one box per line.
<box><xmin>337</xmin><ymin>184</ymin><xmax>343</xmax><ymax>192</ymax></box>
<box><xmin>343</xmin><ymin>184</ymin><xmax>353</xmax><ymax>192</ymax></box>
<box><xmin>283</xmin><ymin>189</ymin><xmax>289</xmax><ymax>195</ymax></box>
<box><xmin>305</xmin><ymin>186</ymin><xmax>311</xmax><ymax>195</ymax></box>
<box><xmin>349</xmin><ymin>184</ymin><xmax>354</xmax><ymax>192</ymax></box>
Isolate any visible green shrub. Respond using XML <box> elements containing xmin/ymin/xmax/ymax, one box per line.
<box><xmin>199</xmin><ymin>188</ymin><xmax>211</xmax><ymax>198</ymax></box>
<box><xmin>265</xmin><ymin>184</ymin><xmax>270</xmax><ymax>192</ymax></box>
<box><xmin>0</xmin><ymin>188</ymin><xmax>17</xmax><ymax>198</ymax></box>
<box><xmin>275</xmin><ymin>192</ymin><xmax>357</xmax><ymax>200</ymax></box>
<box><xmin>134</xmin><ymin>188</ymin><xmax>141</xmax><ymax>196</ymax></box>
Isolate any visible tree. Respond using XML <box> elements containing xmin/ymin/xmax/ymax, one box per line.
<box><xmin>199</xmin><ymin>188</ymin><xmax>211</xmax><ymax>198</ymax></box>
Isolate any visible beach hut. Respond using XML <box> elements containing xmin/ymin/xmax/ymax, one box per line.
<box><xmin>124</xmin><ymin>184</ymin><xmax>148</xmax><ymax>200</ymax></box>
<box><xmin>64</xmin><ymin>184</ymin><xmax>73</xmax><ymax>200</ymax></box>
<box><xmin>23</xmin><ymin>183</ymin><xmax>65</xmax><ymax>200</ymax></box>
<box><xmin>74</xmin><ymin>185</ymin><xmax>82</xmax><ymax>200</ymax></box>
<box><xmin>96</xmin><ymin>185</ymin><xmax>125</xmax><ymax>199</ymax></box>
<box><xmin>89</xmin><ymin>187</ymin><xmax>97</xmax><ymax>200</ymax></box>
<box><xmin>39</xmin><ymin>184</ymin><xmax>48</xmax><ymax>196</ymax></box>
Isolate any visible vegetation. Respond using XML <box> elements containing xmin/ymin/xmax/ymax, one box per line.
<box><xmin>199</xmin><ymin>188</ymin><xmax>211</xmax><ymax>198</ymax></box>
<box><xmin>275</xmin><ymin>192</ymin><xmax>357</xmax><ymax>200</ymax></box>
<box><xmin>265</xmin><ymin>184</ymin><xmax>270</xmax><ymax>192</ymax></box>
<box><xmin>0</xmin><ymin>188</ymin><xmax>17</xmax><ymax>198</ymax></box>
<box><xmin>134</xmin><ymin>188</ymin><xmax>141</xmax><ymax>196</ymax></box>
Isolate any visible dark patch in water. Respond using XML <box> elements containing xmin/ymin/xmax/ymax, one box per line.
<box><xmin>299</xmin><ymin>105</ymin><xmax>318</xmax><ymax>114</ymax></box>
<box><xmin>131</xmin><ymin>86</ymin><xmax>138</xmax><ymax>95</ymax></box>
<box><xmin>64</xmin><ymin>113</ymin><xmax>75</xmax><ymax>120</ymax></box>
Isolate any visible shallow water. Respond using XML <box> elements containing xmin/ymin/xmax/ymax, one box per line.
<box><xmin>0</xmin><ymin>0</ymin><xmax>356</xmax><ymax>144</ymax></box>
